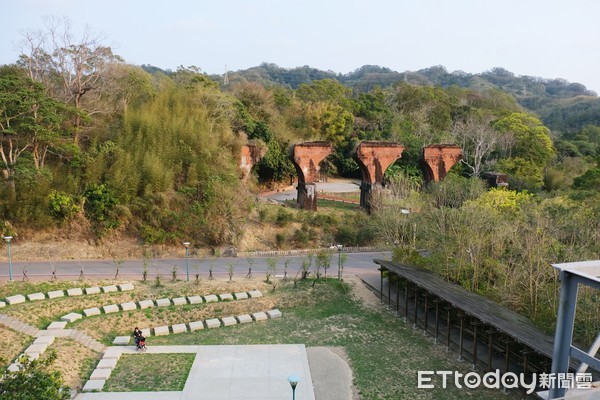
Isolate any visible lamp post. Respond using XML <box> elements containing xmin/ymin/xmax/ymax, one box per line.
<box><xmin>3</xmin><ymin>236</ymin><xmax>12</xmax><ymax>282</ymax></box>
<box><xmin>336</xmin><ymin>244</ymin><xmax>343</xmax><ymax>280</ymax></box>
<box><xmin>400</xmin><ymin>208</ymin><xmax>411</xmax><ymax>249</ymax></box>
<box><xmin>288</xmin><ymin>375</ymin><xmax>300</xmax><ymax>400</ymax></box>
<box><xmin>183</xmin><ymin>242</ymin><xmax>190</xmax><ymax>282</ymax></box>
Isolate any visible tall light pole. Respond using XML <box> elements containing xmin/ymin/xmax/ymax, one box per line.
<box><xmin>183</xmin><ymin>242</ymin><xmax>190</xmax><ymax>282</ymax></box>
<box><xmin>3</xmin><ymin>236</ymin><xmax>13</xmax><ymax>282</ymax></box>
<box><xmin>288</xmin><ymin>375</ymin><xmax>299</xmax><ymax>400</ymax></box>
<box><xmin>336</xmin><ymin>244</ymin><xmax>343</xmax><ymax>280</ymax></box>
<box><xmin>400</xmin><ymin>208</ymin><xmax>411</xmax><ymax>249</ymax></box>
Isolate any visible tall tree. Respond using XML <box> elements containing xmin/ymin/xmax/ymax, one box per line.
<box><xmin>18</xmin><ymin>17</ymin><xmax>122</xmax><ymax>145</ymax></box>
<box><xmin>0</xmin><ymin>66</ymin><xmax>65</xmax><ymax>182</ymax></box>
<box><xmin>451</xmin><ymin>114</ymin><xmax>498</xmax><ymax>177</ymax></box>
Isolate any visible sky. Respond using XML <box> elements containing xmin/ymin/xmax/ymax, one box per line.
<box><xmin>2</xmin><ymin>0</ymin><xmax>600</xmax><ymax>93</ymax></box>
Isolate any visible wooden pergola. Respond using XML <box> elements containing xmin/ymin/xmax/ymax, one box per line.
<box><xmin>373</xmin><ymin>260</ymin><xmax>566</xmax><ymax>387</ymax></box>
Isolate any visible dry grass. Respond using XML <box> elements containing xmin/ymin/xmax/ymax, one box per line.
<box><xmin>73</xmin><ymin>295</ymin><xmax>279</xmax><ymax>343</ymax></box>
<box><xmin>1</xmin><ymin>277</ymin><xmax>277</xmax><ymax>392</ymax></box>
<box><xmin>2</xmin><ymin>279</ymin><xmax>271</xmax><ymax>329</ymax></box>
<box><xmin>0</xmin><ymin>325</ymin><xmax>32</xmax><ymax>367</ymax></box>
<box><xmin>41</xmin><ymin>338</ymin><xmax>99</xmax><ymax>390</ymax></box>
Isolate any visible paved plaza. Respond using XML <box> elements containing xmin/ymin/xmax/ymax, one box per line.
<box><xmin>76</xmin><ymin>344</ymin><xmax>316</xmax><ymax>400</ymax></box>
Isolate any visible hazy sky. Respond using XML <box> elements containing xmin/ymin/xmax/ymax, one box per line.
<box><xmin>2</xmin><ymin>0</ymin><xmax>599</xmax><ymax>92</ymax></box>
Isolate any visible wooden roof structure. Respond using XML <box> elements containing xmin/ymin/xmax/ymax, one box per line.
<box><xmin>375</xmin><ymin>259</ymin><xmax>555</xmax><ymax>359</ymax></box>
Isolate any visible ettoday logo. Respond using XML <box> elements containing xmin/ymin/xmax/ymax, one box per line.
<box><xmin>418</xmin><ymin>370</ymin><xmax>593</xmax><ymax>394</ymax></box>
<box><xmin>418</xmin><ymin>370</ymin><xmax>537</xmax><ymax>394</ymax></box>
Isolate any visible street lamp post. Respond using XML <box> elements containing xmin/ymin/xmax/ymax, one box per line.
<box><xmin>336</xmin><ymin>244</ymin><xmax>343</xmax><ymax>280</ymax></box>
<box><xmin>183</xmin><ymin>242</ymin><xmax>190</xmax><ymax>282</ymax></box>
<box><xmin>288</xmin><ymin>375</ymin><xmax>300</xmax><ymax>400</ymax></box>
<box><xmin>400</xmin><ymin>208</ymin><xmax>411</xmax><ymax>248</ymax></box>
<box><xmin>3</xmin><ymin>236</ymin><xmax>13</xmax><ymax>282</ymax></box>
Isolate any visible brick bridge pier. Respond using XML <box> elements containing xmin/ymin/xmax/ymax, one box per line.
<box><xmin>239</xmin><ymin>144</ymin><xmax>263</xmax><ymax>179</ymax></box>
<box><xmin>291</xmin><ymin>142</ymin><xmax>332</xmax><ymax>210</ymax></box>
<box><xmin>353</xmin><ymin>141</ymin><xmax>404</xmax><ymax>213</ymax></box>
<box><xmin>420</xmin><ymin>144</ymin><xmax>462</xmax><ymax>183</ymax></box>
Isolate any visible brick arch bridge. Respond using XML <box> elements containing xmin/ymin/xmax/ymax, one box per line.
<box><xmin>275</xmin><ymin>141</ymin><xmax>463</xmax><ymax>211</ymax></box>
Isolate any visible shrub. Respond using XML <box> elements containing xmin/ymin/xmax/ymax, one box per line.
<box><xmin>0</xmin><ymin>351</ymin><xmax>70</xmax><ymax>399</ymax></box>
<box><xmin>48</xmin><ymin>191</ymin><xmax>80</xmax><ymax>222</ymax></box>
<box><xmin>293</xmin><ymin>228</ymin><xmax>311</xmax><ymax>246</ymax></box>
<box><xmin>83</xmin><ymin>183</ymin><xmax>120</xmax><ymax>234</ymax></box>
<box><xmin>275</xmin><ymin>233</ymin><xmax>286</xmax><ymax>248</ymax></box>
<box><xmin>275</xmin><ymin>208</ymin><xmax>295</xmax><ymax>227</ymax></box>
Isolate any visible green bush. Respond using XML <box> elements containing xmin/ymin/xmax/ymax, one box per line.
<box><xmin>0</xmin><ymin>351</ymin><xmax>70</xmax><ymax>399</ymax></box>
<box><xmin>293</xmin><ymin>228</ymin><xmax>311</xmax><ymax>246</ymax></box>
<box><xmin>48</xmin><ymin>191</ymin><xmax>80</xmax><ymax>222</ymax></box>
<box><xmin>139</xmin><ymin>224</ymin><xmax>169</xmax><ymax>244</ymax></box>
<box><xmin>275</xmin><ymin>208</ymin><xmax>295</xmax><ymax>227</ymax></box>
<box><xmin>275</xmin><ymin>233</ymin><xmax>286</xmax><ymax>248</ymax></box>
<box><xmin>82</xmin><ymin>183</ymin><xmax>121</xmax><ymax>235</ymax></box>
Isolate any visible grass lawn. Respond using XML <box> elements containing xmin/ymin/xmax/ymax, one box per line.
<box><xmin>147</xmin><ymin>279</ymin><xmax>521</xmax><ymax>400</ymax></box>
<box><xmin>1</xmin><ymin>277</ymin><xmax>526</xmax><ymax>398</ymax></box>
<box><xmin>104</xmin><ymin>353</ymin><xmax>195</xmax><ymax>392</ymax></box>
<box><xmin>317</xmin><ymin>198</ymin><xmax>361</xmax><ymax>211</ymax></box>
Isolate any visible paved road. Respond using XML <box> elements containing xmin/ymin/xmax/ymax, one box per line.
<box><xmin>262</xmin><ymin>181</ymin><xmax>360</xmax><ymax>202</ymax></box>
<box><xmin>0</xmin><ymin>251</ymin><xmax>390</xmax><ymax>282</ymax></box>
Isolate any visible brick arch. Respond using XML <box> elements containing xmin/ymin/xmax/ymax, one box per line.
<box><xmin>290</xmin><ymin>141</ymin><xmax>333</xmax><ymax>210</ymax></box>
<box><xmin>239</xmin><ymin>144</ymin><xmax>263</xmax><ymax>179</ymax></box>
<box><xmin>420</xmin><ymin>144</ymin><xmax>462</xmax><ymax>183</ymax></box>
<box><xmin>353</xmin><ymin>141</ymin><xmax>404</xmax><ymax>212</ymax></box>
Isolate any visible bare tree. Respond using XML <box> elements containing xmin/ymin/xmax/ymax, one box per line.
<box><xmin>18</xmin><ymin>17</ymin><xmax>122</xmax><ymax>145</ymax></box>
<box><xmin>451</xmin><ymin>115</ymin><xmax>498</xmax><ymax>177</ymax></box>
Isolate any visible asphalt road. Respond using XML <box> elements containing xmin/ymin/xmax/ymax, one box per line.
<box><xmin>0</xmin><ymin>251</ymin><xmax>390</xmax><ymax>282</ymax></box>
<box><xmin>262</xmin><ymin>180</ymin><xmax>360</xmax><ymax>202</ymax></box>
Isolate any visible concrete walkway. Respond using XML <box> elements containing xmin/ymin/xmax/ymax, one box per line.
<box><xmin>307</xmin><ymin>347</ymin><xmax>357</xmax><ymax>400</ymax></box>
<box><xmin>0</xmin><ymin>314</ymin><xmax>105</xmax><ymax>353</ymax></box>
<box><xmin>0</xmin><ymin>313</ymin><xmax>40</xmax><ymax>336</ymax></box>
<box><xmin>68</xmin><ymin>330</ymin><xmax>106</xmax><ymax>352</ymax></box>
<box><xmin>261</xmin><ymin>181</ymin><xmax>360</xmax><ymax>202</ymax></box>
<box><xmin>76</xmin><ymin>344</ymin><xmax>316</xmax><ymax>400</ymax></box>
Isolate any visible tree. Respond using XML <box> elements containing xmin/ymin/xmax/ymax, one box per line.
<box><xmin>102</xmin><ymin>64</ymin><xmax>154</xmax><ymax>114</ymax></box>
<box><xmin>573</xmin><ymin>166</ymin><xmax>600</xmax><ymax>191</ymax></box>
<box><xmin>0</xmin><ymin>66</ymin><xmax>65</xmax><ymax>183</ymax></box>
<box><xmin>355</xmin><ymin>87</ymin><xmax>394</xmax><ymax>140</ymax></box>
<box><xmin>296</xmin><ymin>79</ymin><xmax>353</xmax><ymax>108</ymax></box>
<box><xmin>451</xmin><ymin>114</ymin><xmax>499</xmax><ymax>177</ymax></box>
<box><xmin>391</xmin><ymin>83</ymin><xmax>455</xmax><ymax>141</ymax></box>
<box><xmin>316</xmin><ymin>250</ymin><xmax>332</xmax><ymax>281</ymax></box>
<box><xmin>266</xmin><ymin>258</ymin><xmax>277</xmax><ymax>284</ymax></box>
<box><xmin>493</xmin><ymin>113</ymin><xmax>556</xmax><ymax>189</ymax></box>
<box><xmin>83</xmin><ymin>183</ymin><xmax>119</xmax><ymax>234</ymax></box>
<box><xmin>18</xmin><ymin>17</ymin><xmax>122</xmax><ymax>145</ymax></box>
<box><xmin>0</xmin><ymin>352</ymin><xmax>70</xmax><ymax>400</ymax></box>
<box><xmin>493</xmin><ymin>113</ymin><xmax>555</xmax><ymax>166</ymax></box>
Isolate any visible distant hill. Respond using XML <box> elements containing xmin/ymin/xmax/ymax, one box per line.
<box><xmin>142</xmin><ymin>62</ymin><xmax>600</xmax><ymax>135</ymax></box>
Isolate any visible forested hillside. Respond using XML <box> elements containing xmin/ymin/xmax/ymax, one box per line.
<box><xmin>217</xmin><ymin>63</ymin><xmax>600</xmax><ymax>140</ymax></box>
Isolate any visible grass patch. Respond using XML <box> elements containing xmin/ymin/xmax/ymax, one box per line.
<box><xmin>104</xmin><ymin>353</ymin><xmax>195</xmax><ymax>392</ymax></box>
<box><xmin>41</xmin><ymin>338</ymin><xmax>100</xmax><ymax>390</ymax></box>
<box><xmin>317</xmin><ymin>198</ymin><xmax>360</xmax><ymax>211</ymax></box>
<box><xmin>0</xmin><ymin>281</ymin><xmax>86</xmax><ymax>299</ymax></box>
<box><xmin>0</xmin><ymin>325</ymin><xmax>32</xmax><ymax>368</ymax></box>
